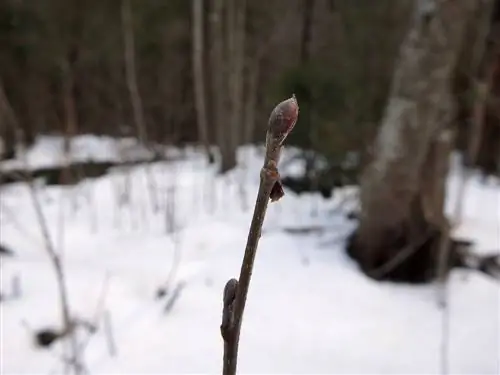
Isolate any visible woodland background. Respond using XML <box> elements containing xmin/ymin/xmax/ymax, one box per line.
<box><xmin>1</xmin><ymin>0</ymin><xmax>497</xmax><ymax>173</ymax></box>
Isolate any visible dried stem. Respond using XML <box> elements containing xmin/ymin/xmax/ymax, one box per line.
<box><xmin>4</xmin><ymin>78</ymin><xmax>82</xmax><ymax>374</ymax></box>
<box><xmin>28</xmin><ymin>181</ymin><xmax>82</xmax><ymax>375</ymax></box>
<box><xmin>220</xmin><ymin>96</ymin><xmax>298</xmax><ymax>375</ymax></box>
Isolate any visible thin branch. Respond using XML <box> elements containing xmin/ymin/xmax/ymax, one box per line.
<box><xmin>4</xmin><ymin>77</ymin><xmax>82</xmax><ymax>375</ymax></box>
<box><xmin>27</xmin><ymin>181</ymin><xmax>82</xmax><ymax>375</ymax></box>
<box><xmin>220</xmin><ymin>95</ymin><xmax>298</xmax><ymax>375</ymax></box>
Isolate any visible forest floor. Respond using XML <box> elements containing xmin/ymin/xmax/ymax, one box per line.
<box><xmin>1</xmin><ymin>135</ymin><xmax>498</xmax><ymax>374</ymax></box>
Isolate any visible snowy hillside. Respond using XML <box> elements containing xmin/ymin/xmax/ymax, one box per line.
<box><xmin>0</xmin><ymin>136</ymin><xmax>499</xmax><ymax>374</ymax></box>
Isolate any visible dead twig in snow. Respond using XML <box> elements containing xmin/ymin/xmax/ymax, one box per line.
<box><xmin>8</xmin><ymin>109</ymin><xmax>82</xmax><ymax>373</ymax></box>
<box><xmin>164</xmin><ymin>281</ymin><xmax>187</xmax><ymax>313</ymax></box>
<box><xmin>156</xmin><ymin>162</ymin><xmax>185</xmax><ymax>311</ymax></box>
<box><xmin>27</xmin><ymin>181</ymin><xmax>82</xmax><ymax>374</ymax></box>
<box><xmin>220</xmin><ymin>95</ymin><xmax>298</xmax><ymax>375</ymax></box>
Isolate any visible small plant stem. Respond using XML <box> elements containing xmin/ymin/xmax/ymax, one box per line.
<box><xmin>220</xmin><ymin>95</ymin><xmax>298</xmax><ymax>375</ymax></box>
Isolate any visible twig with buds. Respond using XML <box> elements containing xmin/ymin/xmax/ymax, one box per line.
<box><xmin>220</xmin><ymin>95</ymin><xmax>299</xmax><ymax>375</ymax></box>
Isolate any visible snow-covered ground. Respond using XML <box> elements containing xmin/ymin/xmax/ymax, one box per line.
<box><xmin>0</xmin><ymin>134</ymin><xmax>172</xmax><ymax>171</ymax></box>
<box><xmin>0</xmin><ymin>136</ymin><xmax>499</xmax><ymax>374</ymax></box>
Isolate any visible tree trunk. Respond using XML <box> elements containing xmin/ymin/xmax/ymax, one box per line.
<box><xmin>227</xmin><ymin>0</ymin><xmax>246</xmax><ymax>153</ymax></box>
<box><xmin>210</xmin><ymin>0</ymin><xmax>233</xmax><ymax>173</ymax></box>
<box><xmin>209</xmin><ymin>0</ymin><xmax>247</xmax><ymax>174</ymax></box>
<box><xmin>60</xmin><ymin>54</ymin><xmax>79</xmax><ymax>186</ymax></box>
<box><xmin>122</xmin><ymin>0</ymin><xmax>147</xmax><ymax>145</ymax></box>
<box><xmin>243</xmin><ymin>62</ymin><xmax>259</xmax><ymax>144</ymax></box>
<box><xmin>192</xmin><ymin>0</ymin><xmax>212</xmax><ymax>161</ymax></box>
<box><xmin>452</xmin><ymin>0</ymin><xmax>496</xmax><ymax>220</ymax></box>
<box><xmin>0</xmin><ymin>80</ymin><xmax>18</xmax><ymax>160</ymax></box>
<box><xmin>299</xmin><ymin>0</ymin><xmax>314</xmax><ymax>157</ymax></box>
<box><xmin>347</xmin><ymin>0</ymin><xmax>475</xmax><ymax>283</ymax></box>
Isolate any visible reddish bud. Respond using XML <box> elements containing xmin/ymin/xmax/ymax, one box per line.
<box><xmin>269</xmin><ymin>180</ymin><xmax>285</xmax><ymax>202</ymax></box>
<box><xmin>267</xmin><ymin>94</ymin><xmax>299</xmax><ymax>145</ymax></box>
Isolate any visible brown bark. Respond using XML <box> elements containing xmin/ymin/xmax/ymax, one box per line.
<box><xmin>220</xmin><ymin>96</ymin><xmax>298</xmax><ymax>375</ymax></box>
<box><xmin>347</xmin><ymin>0</ymin><xmax>475</xmax><ymax>282</ymax></box>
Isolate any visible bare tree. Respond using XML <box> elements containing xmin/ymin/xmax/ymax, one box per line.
<box><xmin>121</xmin><ymin>0</ymin><xmax>146</xmax><ymax>144</ymax></box>
<box><xmin>208</xmin><ymin>0</ymin><xmax>247</xmax><ymax>173</ymax></box>
<box><xmin>121</xmin><ymin>0</ymin><xmax>159</xmax><ymax>213</ymax></box>
<box><xmin>227</xmin><ymin>0</ymin><xmax>246</xmax><ymax>157</ymax></box>
<box><xmin>347</xmin><ymin>0</ymin><xmax>476</xmax><ymax>282</ymax></box>
<box><xmin>209</xmin><ymin>0</ymin><xmax>230</xmax><ymax>172</ymax></box>
<box><xmin>60</xmin><ymin>58</ymin><xmax>78</xmax><ymax>186</ymax></box>
<box><xmin>452</xmin><ymin>0</ymin><xmax>497</xmax><ymax>223</ymax></box>
<box><xmin>192</xmin><ymin>0</ymin><xmax>212</xmax><ymax>160</ymax></box>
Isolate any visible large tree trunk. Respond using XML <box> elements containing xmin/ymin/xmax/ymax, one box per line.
<box><xmin>347</xmin><ymin>0</ymin><xmax>475</xmax><ymax>283</ymax></box>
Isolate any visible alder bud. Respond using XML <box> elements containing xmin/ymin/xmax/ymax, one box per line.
<box><xmin>267</xmin><ymin>94</ymin><xmax>299</xmax><ymax>146</ymax></box>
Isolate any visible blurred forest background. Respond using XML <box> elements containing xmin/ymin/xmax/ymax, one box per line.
<box><xmin>1</xmin><ymin>0</ymin><xmax>499</xmax><ymax>281</ymax></box>
<box><xmin>1</xmin><ymin>0</ymin><xmax>497</xmax><ymax>172</ymax></box>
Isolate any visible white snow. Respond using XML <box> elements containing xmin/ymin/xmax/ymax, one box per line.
<box><xmin>0</xmin><ymin>136</ymin><xmax>499</xmax><ymax>374</ymax></box>
<box><xmin>0</xmin><ymin>134</ymin><xmax>162</xmax><ymax>171</ymax></box>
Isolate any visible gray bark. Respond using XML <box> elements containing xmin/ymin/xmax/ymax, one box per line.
<box><xmin>356</xmin><ymin>0</ymin><xmax>475</xmax><ymax>270</ymax></box>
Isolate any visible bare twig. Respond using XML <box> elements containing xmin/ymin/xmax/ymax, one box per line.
<box><xmin>28</xmin><ymin>181</ymin><xmax>82</xmax><ymax>374</ymax></box>
<box><xmin>220</xmin><ymin>96</ymin><xmax>298</xmax><ymax>375</ymax></box>
<box><xmin>6</xmin><ymin>78</ymin><xmax>82</xmax><ymax>373</ymax></box>
<box><xmin>164</xmin><ymin>281</ymin><xmax>187</xmax><ymax>313</ymax></box>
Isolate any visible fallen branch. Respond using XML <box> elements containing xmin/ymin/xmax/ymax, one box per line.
<box><xmin>220</xmin><ymin>95</ymin><xmax>298</xmax><ymax>375</ymax></box>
